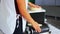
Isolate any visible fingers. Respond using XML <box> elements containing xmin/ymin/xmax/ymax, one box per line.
<box><xmin>36</xmin><ymin>26</ymin><xmax>41</xmax><ymax>32</ymax></box>
<box><xmin>32</xmin><ymin>22</ymin><xmax>41</xmax><ymax>33</ymax></box>
<box><xmin>37</xmin><ymin>27</ymin><xmax>41</xmax><ymax>32</ymax></box>
<box><xmin>29</xmin><ymin>4</ymin><xmax>41</xmax><ymax>8</ymax></box>
<box><xmin>34</xmin><ymin>24</ymin><xmax>41</xmax><ymax>32</ymax></box>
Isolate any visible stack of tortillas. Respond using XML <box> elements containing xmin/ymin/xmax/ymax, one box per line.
<box><xmin>28</xmin><ymin>24</ymin><xmax>42</xmax><ymax>27</ymax></box>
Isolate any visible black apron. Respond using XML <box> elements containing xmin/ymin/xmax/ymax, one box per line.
<box><xmin>13</xmin><ymin>0</ymin><xmax>23</xmax><ymax>34</ymax></box>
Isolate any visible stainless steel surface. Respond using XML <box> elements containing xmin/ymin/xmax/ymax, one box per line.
<box><xmin>40</xmin><ymin>32</ymin><xmax>50</xmax><ymax>34</ymax></box>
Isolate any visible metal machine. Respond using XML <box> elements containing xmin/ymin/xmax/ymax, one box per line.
<box><xmin>25</xmin><ymin>9</ymin><xmax>51</xmax><ymax>34</ymax></box>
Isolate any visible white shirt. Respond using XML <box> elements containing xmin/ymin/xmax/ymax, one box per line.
<box><xmin>0</xmin><ymin>0</ymin><xmax>28</xmax><ymax>34</ymax></box>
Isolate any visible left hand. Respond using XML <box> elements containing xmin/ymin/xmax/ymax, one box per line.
<box><xmin>32</xmin><ymin>5</ymin><xmax>41</xmax><ymax>8</ymax></box>
<box><xmin>28</xmin><ymin>2</ymin><xmax>41</xmax><ymax>8</ymax></box>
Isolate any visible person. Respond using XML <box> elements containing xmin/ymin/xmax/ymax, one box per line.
<box><xmin>0</xmin><ymin>0</ymin><xmax>41</xmax><ymax>34</ymax></box>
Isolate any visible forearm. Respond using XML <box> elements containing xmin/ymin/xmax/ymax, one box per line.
<box><xmin>16</xmin><ymin>0</ymin><xmax>35</xmax><ymax>24</ymax></box>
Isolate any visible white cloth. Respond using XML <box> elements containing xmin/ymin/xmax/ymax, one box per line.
<box><xmin>0</xmin><ymin>0</ymin><xmax>28</xmax><ymax>34</ymax></box>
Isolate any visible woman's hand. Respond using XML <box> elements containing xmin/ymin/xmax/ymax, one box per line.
<box><xmin>32</xmin><ymin>22</ymin><xmax>41</xmax><ymax>32</ymax></box>
<box><xmin>28</xmin><ymin>2</ymin><xmax>41</xmax><ymax>8</ymax></box>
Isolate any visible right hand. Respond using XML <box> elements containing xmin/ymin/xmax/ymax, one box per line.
<box><xmin>32</xmin><ymin>22</ymin><xmax>41</xmax><ymax>32</ymax></box>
